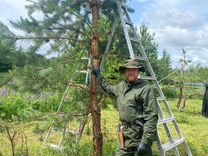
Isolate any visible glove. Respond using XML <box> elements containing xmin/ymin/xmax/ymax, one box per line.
<box><xmin>93</xmin><ymin>68</ymin><xmax>101</xmax><ymax>79</ymax></box>
<box><xmin>137</xmin><ymin>142</ymin><xmax>149</xmax><ymax>155</ymax></box>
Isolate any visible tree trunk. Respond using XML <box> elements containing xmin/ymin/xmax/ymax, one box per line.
<box><xmin>177</xmin><ymin>81</ymin><xmax>183</xmax><ymax>109</ymax></box>
<box><xmin>177</xmin><ymin>63</ymin><xmax>184</xmax><ymax>110</ymax></box>
<box><xmin>90</xmin><ymin>0</ymin><xmax>103</xmax><ymax>156</ymax></box>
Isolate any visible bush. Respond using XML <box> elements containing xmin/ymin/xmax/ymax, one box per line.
<box><xmin>162</xmin><ymin>85</ymin><xmax>178</xmax><ymax>98</ymax></box>
<box><xmin>0</xmin><ymin>95</ymin><xmax>58</xmax><ymax>122</ymax></box>
<box><xmin>0</xmin><ymin>95</ymin><xmax>41</xmax><ymax>122</ymax></box>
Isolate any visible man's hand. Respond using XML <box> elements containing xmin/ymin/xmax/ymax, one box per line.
<box><xmin>137</xmin><ymin>142</ymin><xmax>149</xmax><ymax>155</ymax></box>
<box><xmin>92</xmin><ymin>58</ymin><xmax>100</xmax><ymax>69</ymax></box>
<box><xmin>92</xmin><ymin>58</ymin><xmax>101</xmax><ymax>78</ymax></box>
<box><xmin>93</xmin><ymin>68</ymin><xmax>101</xmax><ymax>78</ymax></box>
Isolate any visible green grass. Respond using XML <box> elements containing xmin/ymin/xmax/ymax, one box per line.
<box><xmin>0</xmin><ymin>98</ymin><xmax>207</xmax><ymax>156</ymax></box>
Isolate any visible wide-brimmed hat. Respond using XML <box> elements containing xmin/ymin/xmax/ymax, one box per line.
<box><xmin>119</xmin><ymin>59</ymin><xmax>144</xmax><ymax>73</ymax></box>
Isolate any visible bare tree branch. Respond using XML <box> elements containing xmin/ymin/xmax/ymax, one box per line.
<box><xmin>68</xmin><ymin>80</ymin><xmax>90</xmax><ymax>92</ymax></box>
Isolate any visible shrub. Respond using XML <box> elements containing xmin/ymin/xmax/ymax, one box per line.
<box><xmin>162</xmin><ymin>85</ymin><xmax>178</xmax><ymax>98</ymax></box>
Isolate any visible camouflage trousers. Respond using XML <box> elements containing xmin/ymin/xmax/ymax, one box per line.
<box><xmin>115</xmin><ymin>145</ymin><xmax>153</xmax><ymax>156</ymax></box>
<box><xmin>116</xmin><ymin>123</ymin><xmax>153</xmax><ymax>156</ymax></box>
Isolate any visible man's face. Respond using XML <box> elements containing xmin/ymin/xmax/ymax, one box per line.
<box><xmin>124</xmin><ymin>68</ymin><xmax>140</xmax><ymax>83</ymax></box>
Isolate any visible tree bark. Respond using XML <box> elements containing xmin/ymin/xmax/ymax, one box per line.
<box><xmin>177</xmin><ymin>63</ymin><xmax>184</xmax><ymax>110</ymax></box>
<box><xmin>90</xmin><ymin>0</ymin><xmax>103</xmax><ymax>156</ymax></box>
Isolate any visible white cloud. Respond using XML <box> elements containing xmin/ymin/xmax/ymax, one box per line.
<box><xmin>0</xmin><ymin>0</ymin><xmax>30</xmax><ymax>35</ymax></box>
<box><xmin>154</xmin><ymin>26</ymin><xmax>208</xmax><ymax>48</ymax></box>
<box><xmin>132</xmin><ymin>0</ymin><xmax>208</xmax><ymax>67</ymax></box>
<box><xmin>144</xmin><ymin>9</ymin><xmax>203</xmax><ymax>29</ymax></box>
<box><xmin>134</xmin><ymin>0</ymin><xmax>151</xmax><ymax>4</ymax></box>
<box><xmin>0</xmin><ymin>0</ymin><xmax>29</xmax><ymax>21</ymax></box>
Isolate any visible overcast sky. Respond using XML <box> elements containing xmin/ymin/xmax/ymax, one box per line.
<box><xmin>0</xmin><ymin>0</ymin><xmax>208</xmax><ymax>68</ymax></box>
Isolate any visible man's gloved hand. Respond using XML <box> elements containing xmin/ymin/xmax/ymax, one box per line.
<box><xmin>92</xmin><ymin>58</ymin><xmax>101</xmax><ymax>78</ymax></box>
<box><xmin>137</xmin><ymin>142</ymin><xmax>149</xmax><ymax>155</ymax></box>
<box><xmin>93</xmin><ymin>67</ymin><xmax>101</xmax><ymax>78</ymax></box>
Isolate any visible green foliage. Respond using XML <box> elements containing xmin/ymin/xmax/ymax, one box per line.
<box><xmin>139</xmin><ymin>24</ymin><xmax>159</xmax><ymax>73</ymax></box>
<box><xmin>170</xmin><ymin>65</ymin><xmax>208</xmax><ymax>84</ymax></box>
<box><xmin>0</xmin><ymin>94</ymin><xmax>61</xmax><ymax>122</ymax></box>
<box><xmin>0</xmin><ymin>58</ymin><xmax>12</xmax><ymax>73</ymax></box>
<box><xmin>11</xmin><ymin>0</ymin><xmax>118</xmax><ymax>54</ymax></box>
<box><xmin>0</xmin><ymin>99</ymin><xmax>207</xmax><ymax>156</ymax></box>
<box><xmin>0</xmin><ymin>21</ymin><xmax>15</xmax><ymax>73</ymax></box>
<box><xmin>157</xmin><ymin>50</ymin><xmax>172</xmax><ymax>83</ymax></box>
<box><xmin>185</xmin><ymin>65</ymin><xmax>208</xmax><ymax>83</ymax></box>
<box><xmin>162</xmin><ymin>85</ymin><xmax>178</xmax><ymax>98</ymax></box>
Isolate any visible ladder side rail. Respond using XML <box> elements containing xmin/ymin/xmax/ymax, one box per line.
<box><xmin>117</xmin><ymin>1</ymin><xmax>135</xmax><ymax>59</ymax></box>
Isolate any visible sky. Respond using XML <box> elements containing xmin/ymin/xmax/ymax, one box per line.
<box><xmin>0</xmin><ymin>0</ymin><xmax>208</xmax><ymax>68</ymax></box>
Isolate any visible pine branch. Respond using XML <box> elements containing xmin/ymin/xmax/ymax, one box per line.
<box><xmin>26</xmin><ymin>0</ymin><xmax>92</xmax><ymax>30</ymax></box>
<box><xmin>12</xmin><ymin>36</ymin><xmax>70</xmax><ymax>40</ymax></box>
<box><xmin>7</xmin><ymin>35</ymin><xmax>92</xmax><ymax>50</ymax></box>
<box><xmin>55</xmin><ymin>23</ymin><xmax>91</xmax><ymax>39</ymax></box>
<box><xmin>68</xmin><ymin>80</ymin><xmax>90</xmax><ymax>92</ymax></box>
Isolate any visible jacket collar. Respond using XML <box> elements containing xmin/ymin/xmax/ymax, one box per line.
<box><xmin>124</xmin><ymin>79</ymin><xmax>143</xmax><ymax>87</ymax></box>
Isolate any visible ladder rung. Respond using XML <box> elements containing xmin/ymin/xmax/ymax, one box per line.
<box><xmin>158</xmin><ymin>117</ymin><xmax>175</xmax><ymax>124</ymax></box>
<box><xmin>124</xmin><ymin>19</ymin><xmax>133</xmax><ymax>26</ymax></box>
<box><xmin>129</xmin><ymin>37</ymin><xmax>140</xmax><ymax>43</ymax></box>
<box><xmin>134</xmin><ymin>56</ymin><xmax>148</xmax><ymax>61</ymax></box>
<box><xmin>157</xmin><ymin>97</ymin><xmax>166</xmax><ymax>101</ymax></box>
<box><xmin>51</xmin><ymin>128</ymin><xmax>79</xmax><ymax>135</ymax></box>
<box><xmin>120</xmin><ymin>3</ymin><xmax>127</xmax><ymax>9</ymax></box>
<box><xmin>65</xmin><ymin>130</ymin><xmax>79</xmax><ymax>135</ymax></box>
<box><xmin>81</xmin><ymin>57</ymin><xmax>90</xmax><ymax>61</ymax></box>
<box><xmin>139</xmin><ymin>76</ymin><xmax>156</xmax><ymax>80</ymax></box>
<box><xmin>76</xmin><ymin>70</ymin><xmax>88</xmax><ymax>74</ymax></box>
<box><xmin>51</xmin><ymin>128</ymin><xmax>63</xmax><ymax>132</ymax></box>
<box><xmin>118</xmin><ymin>1</ymin><xmax>127</xmax><ymax>9</ymax></box>
<box><xmin>162</xmin><ymin>138</ymin><xmax>186</xmax><ymax>152</ymax></box>
<box><xmin>63</xmin><ymin>97</ymin><xmax>71</xmax><ymax>101</ymax></box>
<box><xmin>57</xmin><ymin>112</ymin><xmax>65</xmax><ymax>116</ymax></box>
<box><xmin>48</xmin><ymin>144</ymin><xmax>63</xmax><ymax>150</ymax></box>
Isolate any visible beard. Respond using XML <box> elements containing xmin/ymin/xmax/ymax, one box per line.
<box><xmin>127</xmin><ymin>75</ymin><xmax>137</xmax><ymax>82</ymax></box>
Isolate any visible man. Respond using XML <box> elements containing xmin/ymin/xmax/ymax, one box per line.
<box><xmin>93</xmin><ymin>59</ymin><xmax>158</xmax><ymax>156</ymax></box>
<box><xmin>202</xmin><ymin>83</ymin><xmax>208</xmax><ymax>117</ymax></box>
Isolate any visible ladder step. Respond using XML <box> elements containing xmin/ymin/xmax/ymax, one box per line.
<box><xmin>57</xmin><ymin>112</ymin><xmax>65</xmax><ymax>116</ymax></box>
<box><xmin>124</xmin><ymin>19</ymin><xmax>133</xmax><ymax>26</ymax></box>
<box><xmin>51</xmin><ymin>128</ymin><xmax>79</xmax><ymax>135</ymax></box>
<box><xmin>134</xmin><ymin>56</ymin><xmax>148</xmax><ymax>61</ymax></box>
<box><xmin>129</xmin><ymin>37</ymin><xmax>140</xmax><ymax>43</ymax></box>
<box><xmin>63</xmin><ymin>97</ymin><xmax>71</xmax><ymax>101</ymax></box>
<box><xmin>120</xmin><ymin>2</ymin><xmax>127</xmax><ymax>9</ymax></box>
<box><xmin>48</xmin><ymin>144</ymin><xmax>64</xmax><ymax>150</ymax></box>
<box><xmin>157</xmin><ymin>97</ymin><xmax>166</xmax><ymax>101</ymax></box>
<box><xmin>65</xmin><ymin>130</ymin><xmax>79</xmax><ymax>135</ymax></box>
<box><xmin>158</xmin><ymin>117</ymin><xmax>175</xmax><ymax>124</ymax></box>
<box><xmin>81</xmin><ymin>57</ymin><xmax>90</xmax><ymax>61</ymax></box>
<box><xmin>118</xmin><ymin>1</ymin><xmax>128</xmax><ymax>10</ymax></box>
<box><xmin>76</xmin><ymin>70</ymin><xmax>88</xmax><ymax>74</ymax></box>
<box><xmin>162</xmin><ymin>138</ymin><xmax>186</xmax><ymax>152</ymax></box>
<box><xmin>140</xmin><ymin>76</ymin><xmax>156</xmax><ymax>80</ymax></box>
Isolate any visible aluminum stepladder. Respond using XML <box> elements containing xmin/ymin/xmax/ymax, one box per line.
<box><xmin>44</xmin><ymin>56</ymin><xmax>91</xmax><ymax>150</ymax></box>
<box><xmin>101</xmin><ymin>1</ymin><xmax>192</xmax><ymax>156</ymax></box>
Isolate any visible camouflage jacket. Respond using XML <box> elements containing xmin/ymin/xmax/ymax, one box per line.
<box><xmin>99</xmin><ymin>77</ymin><xmax>158</xmax><ymax>145</ymax></box>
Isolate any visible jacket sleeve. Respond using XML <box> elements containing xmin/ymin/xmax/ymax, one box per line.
<box><xmin>140</xmin><ymin>85</ymin><xmax>158</xmax><ymax>145</ymax></box>
<box><xmin>98</xmin><ymin>77</ymin><xmax>118</xmax><ymax>97</ymax></box>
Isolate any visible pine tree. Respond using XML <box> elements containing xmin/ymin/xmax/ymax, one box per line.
<box><xmin>10</xmin><ymin>1</ymin><xmax>168</xmax><ymax>155</ymax></box>
<box><xmin>11</xmin><ymin>1</ymin><xmax>118</xmax><ymax>155</ymax></box>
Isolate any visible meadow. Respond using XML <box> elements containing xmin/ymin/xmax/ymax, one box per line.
<box><xmin>0</xmin><ymin>93</ymin><xmax>207</xmax><ymax>156</ymax></box>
